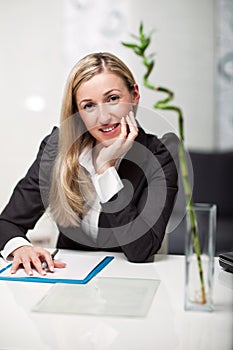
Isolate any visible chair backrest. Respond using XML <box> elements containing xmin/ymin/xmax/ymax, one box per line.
<box><xmin>168</xmin><ymin>150</ymin><xmax>233</xmax><ymax>255</ymax></box>
<box><xmin>190</xmin><ymin>151</ymin><xmax>233</xmax><ymax>215</ymax></box>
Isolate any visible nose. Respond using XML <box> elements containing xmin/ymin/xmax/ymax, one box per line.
<box><xmin>98</xmin><ymin>104</ymin><xmax>112</xmax><ymax>125</ymax></box>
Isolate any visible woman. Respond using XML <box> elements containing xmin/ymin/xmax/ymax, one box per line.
<box><xmin>0</xmin><ymin>52</ymin><xmax>178</xmax><ymax>275</ymax></box>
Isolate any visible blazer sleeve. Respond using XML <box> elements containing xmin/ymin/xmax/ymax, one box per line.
<box><xmin>0</xmin><ymin>128</ymin><xmax>58</xmax><ymax>250</ymax></box>
<box><xmin>98</xmin><ymin>132</ymin><xmax>179</xmax><ymax>263</ymax></box>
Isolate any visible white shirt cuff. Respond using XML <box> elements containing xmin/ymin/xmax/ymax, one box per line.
<box><xmin>1</xmin><ymin>237</ymin><xmax>32</xmax><ymax>261</ymax></box>
<box><xmin>92</xmin><ymin>167</ymin><xmax>124</xmax><ymax>203</ymax></box>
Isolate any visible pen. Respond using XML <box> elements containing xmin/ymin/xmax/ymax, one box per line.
<box><xmin>42</xmin><ymin>249</ymin><xmax>59</xmax><ymax>270</ymax></box>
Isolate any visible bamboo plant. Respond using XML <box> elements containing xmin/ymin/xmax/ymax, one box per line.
<box><xmin>122</xmin><ymin>22</ymin><xmax>206</xmax><ymax>304</ymax></box>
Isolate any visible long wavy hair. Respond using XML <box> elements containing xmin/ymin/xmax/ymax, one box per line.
<box><xmin>49</xmin><ymin>52</ymin><xmax>137</xmax><ymax>227</ymax></box>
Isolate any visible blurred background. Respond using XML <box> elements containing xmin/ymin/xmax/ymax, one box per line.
<box><xmin>0</xmin><ymin>0</ymin><xmax>232</xmax><ymax>252</ymax></box>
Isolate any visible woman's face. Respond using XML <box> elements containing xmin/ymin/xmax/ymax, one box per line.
<box><xmin>75</xmin><ymin>71</ymin><xmax>140</xmax><ymax>145</ymax></box>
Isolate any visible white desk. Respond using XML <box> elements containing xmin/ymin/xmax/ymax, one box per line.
<box><xmin>0</xmin><ymin>252</ymin><xmax>232</xmax><ymax>350</ymax></box>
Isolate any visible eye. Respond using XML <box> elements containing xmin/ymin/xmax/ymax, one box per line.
<box><xmin>107</xmin><ymin>95</ymin><xmax>120</xmax><ymax>104</ymax></box>
<box><xmin>83</xmin><ymin>102</ymin><xmax>95</xmax><ymax>111</ymax></box>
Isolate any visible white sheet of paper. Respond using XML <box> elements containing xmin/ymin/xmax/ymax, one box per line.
<box><xmin>1</xmin><ymin>254</ymin><xmax>108</xmax><ymax>280</ymax></box>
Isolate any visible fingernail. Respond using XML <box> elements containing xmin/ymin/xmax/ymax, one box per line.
<box><xmin>28</xmin><ymin>271</ymin><xmax>33</xmax><ymax>276</ymax></box>
<box><xmin>50</xmin><ymin>266</ymin><xmax>54</xmax><ymax>272</ymax></box>
<box><xmin>10</xmin><ymin>270</ymin><xmax>15</xmax><ymax>274</ymax></box>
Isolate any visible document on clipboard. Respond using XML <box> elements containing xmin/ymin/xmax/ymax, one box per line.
<box><xmin>0</xmin><ymin>252</ymin><xmax>114</xmax><ymax>284</ymax></box>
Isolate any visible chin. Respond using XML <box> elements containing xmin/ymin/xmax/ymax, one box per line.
<box><xmin>101</xmin><ymin>138</ymin><xmax>116</xmax><ymax>147</ymax></box>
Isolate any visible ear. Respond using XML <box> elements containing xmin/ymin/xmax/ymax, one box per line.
<box><xmin>132</xmin><ymin>84</ymin><xmax>140</xmax><ymax>104</ymax></box>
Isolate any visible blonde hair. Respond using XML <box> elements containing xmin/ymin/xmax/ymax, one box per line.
<box><xmin>49</xmin><ymin>52</ymin><xmax>137</xmax><ymax>227</ymax></box>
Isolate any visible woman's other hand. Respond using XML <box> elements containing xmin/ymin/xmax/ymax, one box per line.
<box><xmin>95</xmin><ymin>111</ymin><xmax>138</xmax><ymax>174</ymax></box>
<box><xmin>10</xmin><ymin>246</ymin><xmax>66</xmax><ymax>276</ymax></box>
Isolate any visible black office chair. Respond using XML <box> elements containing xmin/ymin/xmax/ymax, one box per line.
<box><xmin>168</xmin><ymin>150</ymin><xmax>233</xmax><ymax>255</ymax></box>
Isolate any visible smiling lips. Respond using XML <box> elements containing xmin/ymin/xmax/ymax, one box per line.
<box><xmin>99</xmin><ymin>123</ymin><xmax>120</xmax><ymax>135</ymax></box>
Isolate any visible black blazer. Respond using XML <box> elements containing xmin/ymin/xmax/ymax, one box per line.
<box><xmin>0</xmin><ymin>127</ymin><xmax>179</xmax><ymax>262</ymax></box>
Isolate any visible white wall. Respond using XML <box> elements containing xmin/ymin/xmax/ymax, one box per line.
<box><xmin>0</xmin><ymin>0</ymin><xmax>216</xmax><ymax>217</ymax></box>
<box><xmin>127</xmin><ymin>0</ymin><xmax>216</xmax><ymax>150</ymax></box>
<box><xmin>0</xmin><ymin>0</ymin><xmax>65</xmax><ymax>211</ymax></box>
<box><xmin>215</xmin><ymin>0</ymin><xmax>233</xmax><ymax>149</ymax></box>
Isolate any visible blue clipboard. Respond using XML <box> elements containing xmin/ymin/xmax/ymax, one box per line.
<box><xmin>0</xmin><ymin>256</ymin><xmax>114</xmax><ymax>284</ymax></box>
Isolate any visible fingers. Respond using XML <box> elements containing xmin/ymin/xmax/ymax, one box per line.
<box><xmin>34</xmin><ymin>254</ymin><xmax>50</xmax><ymax>276</ymax></box>
<box><xmin>11</xmin><ymin>254</ymin><xmax>46</xmax><ymax>276</ymax></box>
<box><xmin>126</xmin><ymin>111</ymin><xmax>138</xmax><ymax>140</ymax></box>
<box><xmin>41</xmin><ymin>249</ymin><xmax>55</xmax><ymax>272</ymax></box>
<box><xmin>11</xmin><ymin>259</ymin><xmax>34</xmax><ymax>276</ymax></box>
<box><xmin>11</xmin><ymin>247</ymin><xmax>47</xmax><ymax>276</ymax></box>
<box><xmin>119</xmin><ymin>116</ymin><xmax>127</xmax><ymax>139</ymax></box>
<box><xmin>54</xmin><ymin>260</ymin><xmax>67</xmax><ymax>268</ymax></box>
<box><xmin>119</xmin><ymin>111</ymin><xmax>138</xmax><ymax>141</ymax></box>
<box><xmin>10</xmin><ymin>246</ymin><xmax>66</xmax><ymax>276</ymax></box>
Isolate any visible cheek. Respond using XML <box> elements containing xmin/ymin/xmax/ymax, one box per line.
<box><xmin>79</xmin><ymin>113</ymin><xmax>97</xmax><ymax>131</ymax></box>
<box><xmin>106</xmin><ymin>103</ymin><xmax>132</xmax><ymax>119</ymax></box>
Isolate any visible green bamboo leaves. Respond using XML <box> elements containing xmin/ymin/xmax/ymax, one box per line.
<box><xmin>122</xmin><ymin>22</ymin><xmax>184</xmax><ymax>140</ymax></box>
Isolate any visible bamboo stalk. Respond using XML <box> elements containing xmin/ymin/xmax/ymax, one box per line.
<box><xmin>122</xmin><ymin>22</ymin><xmax>206</xmax><ymax>304</ymax></box>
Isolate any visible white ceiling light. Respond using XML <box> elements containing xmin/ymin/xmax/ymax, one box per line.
<box><xmin>24</xmin><ymin>95</ymin><xmax>46</xmax><ymax>112</ymax></box>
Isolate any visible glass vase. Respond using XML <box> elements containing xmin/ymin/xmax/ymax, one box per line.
<box><xmin>185</xmin><ymin>203</ymin><xmax>217</xmax><ymax>312</ymax></box>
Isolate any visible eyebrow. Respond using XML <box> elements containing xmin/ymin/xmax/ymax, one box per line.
<box><xmin>103</xmin><ymin>88</ymin><xmax>121</xmax><ymax>96</ymax></box>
